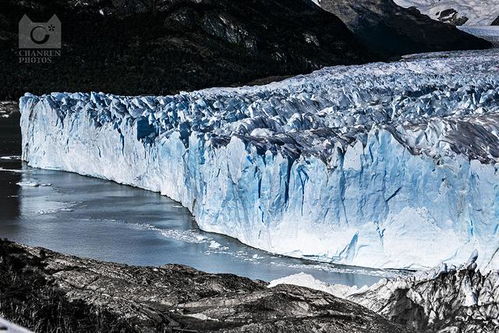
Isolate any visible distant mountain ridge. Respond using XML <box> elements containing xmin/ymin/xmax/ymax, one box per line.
<box><xmin>318</xmin><ymin>0</ymin><xmax>491</xmax><ymax>57</ymax></box>
<box><xmin>394</xmin><ymin>0</ymin><xmax>499</xmax><ymax>26</ymax></box>
<box><xmin>0</xmin><ymin>0</ymin><xmax>373</xmax><ymax>100</ymax></box>
<box><xmin>0</xmin><ymin>0</ymin><xmax>491</xmax><ymax>100</ymax></box>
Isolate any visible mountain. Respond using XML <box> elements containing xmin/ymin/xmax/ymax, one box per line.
<box><xmin>317</xmin><ymin>0</ymin><xmax>491</xmax><ymax>57</ymax></box>
<box><xmin>394</xmin><ymin>0</ymin><xmax>499</xmax><ymax>26</ymax></box>
<box><xmin>19</xmin><ymin>49</ymin><xmax>499</xmax><ymax>270</ymax></box>
<box><xmin>1</xmin><ymin>0</ymin><xmax>492</xmax><ymax>100</ymax></box>
<box><xmin>0</xmin><ymin>0</ymin><xmax>373</xmax><ymax>100</ymax></box>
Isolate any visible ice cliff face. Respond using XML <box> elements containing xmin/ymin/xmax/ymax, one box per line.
<box><xmin>20</xmin><ymin>50</ymin><xmax>499</xmax><ymax>270</ymax></box>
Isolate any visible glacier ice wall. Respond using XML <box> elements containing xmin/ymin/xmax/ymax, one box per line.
<box><xmin>20</xmin><ymin>50</ymin><xmax>499</xmax><ymax>270</ymax></box>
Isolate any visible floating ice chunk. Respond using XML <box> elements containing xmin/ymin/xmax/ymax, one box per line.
<box><xmin>209</xmin><ymin>241</ymin><xmax>222</xmax><ymax>249</ymax></box>
<box><xmin>16</xmin><ymin>181</ymin><xmax>51</xmax><ymax>187</ymax></box>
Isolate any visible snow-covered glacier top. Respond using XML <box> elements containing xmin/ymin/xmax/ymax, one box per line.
<box><xmin>20</xmin><ymin>49</ymin><xmax>499</xmax><ymax>270</ymax></box>
<box><xmin>23</xmin><ymin>50</ymin><xmax>499</xmax><ymax>164</ymax></box>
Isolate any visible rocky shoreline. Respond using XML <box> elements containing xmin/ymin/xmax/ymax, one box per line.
<box><xmin>0</xmin><ymin>239</ymin><xmax>407</xmax><ymax>333</ymax></box>
<box><xmin>1</xmin><ymin>239</ymin><xmax>498</xmax><ymax>332</ymax></box>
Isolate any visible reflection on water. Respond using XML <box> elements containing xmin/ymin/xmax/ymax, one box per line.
<box><xmin>0</xmin><ymin>117</ymin><xmax>396</xmax><ymax>287</ymax></box>
<box><xmin>0</xmin><ymin>112</ymin><xmax>21</xmax><ymax>221</ymax></box>
<box><xmin>0</xmin><ymin>159</ymin><xmax>20</xmax><ymax>220</ymax></box>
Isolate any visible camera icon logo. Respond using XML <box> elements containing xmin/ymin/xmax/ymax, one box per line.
<box><xmin>19</xmin><ymin>15</ymin><xmax>61</xmax><ymax>49</ymax></box>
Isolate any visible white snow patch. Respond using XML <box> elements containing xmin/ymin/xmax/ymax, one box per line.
<box><xmin>269</xmin><ymin>273</ymin><xmax>361</xmax><ymax>298</ymax></box>
<box><xmin>394</xmin><ymin>0</ymin><xmax>499</xmax><ymax>25</ymax></box>
<box><xmin>184</xmin><ymin>313</ymin><xmax>218</xmax><ymax>321</ymax></box>
<box><xmin>16</xmin><ymin>181</ymin><xmax>51</xmax><ymax>187</ymax></box>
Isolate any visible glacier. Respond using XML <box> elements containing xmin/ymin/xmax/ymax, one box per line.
<box><xmin>20</xmin><ymin>49</ymin><xmax>499</xmax><ymax>270</ymax></box>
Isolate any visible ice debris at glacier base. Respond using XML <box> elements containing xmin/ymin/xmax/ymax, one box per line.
<box><xmin>20</xmin><ymin>49</ymin><xmax>499</xmax><ymax>270</ymax></box>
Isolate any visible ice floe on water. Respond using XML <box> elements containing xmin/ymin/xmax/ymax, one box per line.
<box><xmin>0</xmin><ymin>167</ymin><xmax>30</xmax><ymax>174</ymax></box>
<box><xmin>119</xmin><ymin>221</ymin><xmax>210</xmax><ymax>244</ymax></box>
<box><xmin>0</xmin><ymin>155</ymin><xmax>21</xmax><ymax>160</ymax></box>
<box><xmin>16</xmin><ymin>181</ymin><xmax>51</xmax><ymax>187</ymax></box>
<box><xmin>209</xmin><ymin>240</ymin><xmax>227</xmax><ymax>249</ymax></box>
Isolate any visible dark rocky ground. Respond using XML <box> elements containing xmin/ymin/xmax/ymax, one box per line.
<box><xmin>319</xmin><ymin>0</ymin><xmax>491</xmax><ymax>57</ymax></box>
<box><xmin>0</xmin><ymin>0</ymin><xmax>373</xmax><ymax>101</ymax></box>
<box><xmin>0</xmin><ymin>239</ymin><xmax>411</xmax><ymax>333</ymax></box>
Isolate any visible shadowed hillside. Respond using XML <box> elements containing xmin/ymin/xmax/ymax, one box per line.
<box><xmin>319</xmin><ymin>0</ymin><xmax>491</xmax><ymax>57</ymax></box>
<box><xmin>0</xmin><ymin>0</ymin><xmax>374</xmax><ymax>100</ymax></box>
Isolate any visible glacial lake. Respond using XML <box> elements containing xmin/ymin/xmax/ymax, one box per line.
<box><xmin>0</xmin><ymin>114</ymin><xmax>392</xmax><ymax>287</ymax></box>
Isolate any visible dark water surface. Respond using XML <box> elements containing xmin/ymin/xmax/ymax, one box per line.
<box><xmin>0</xmin><ymin>114</ymin><xmax>390</xmax><ymax>286</ymax></box>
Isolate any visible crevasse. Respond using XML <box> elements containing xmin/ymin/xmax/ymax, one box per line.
<box><xmin>20</xmin><ymin>50</ymin><xmax>499</xmax><ymax>270</ymax></box>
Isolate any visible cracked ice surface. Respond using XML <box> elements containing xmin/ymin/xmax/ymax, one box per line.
<box><xmin>20</xmin><ymin>50</ymin><xmax>499</xmax><ymax>270</ymax></box>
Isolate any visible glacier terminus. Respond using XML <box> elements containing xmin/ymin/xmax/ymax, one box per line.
<box><xmin>20</xmin><ymin>50</ymin><xmax>499</xmax><ymax>271</ymax></box>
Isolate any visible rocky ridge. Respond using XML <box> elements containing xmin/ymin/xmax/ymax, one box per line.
<box><xmin>3</xmin><ymin>238</ymin><xmax>498</xmax><ymax>332</ymax></box>
<box><xmin>0</xmin><ymin>239</ymin><xmax>409</xmax><ymax>333</ymax></box>
<box><xmin>319</xmin><ymin>0</ymin><xmax>490</xmax><ymax>57</ymax></box>
<box><xmin>269</xmin><ymin>253</ymin><xmax>499</xmax><ymax>332</ymax></box>
<box><xmin>347</xmin><ymin>253</ymin><xmax>499</xmax><ymax>332</ymax></box>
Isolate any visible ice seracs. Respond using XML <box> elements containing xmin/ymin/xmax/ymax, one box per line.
<box><xmin>20</xmin><ymin>50</ymin><xmax>499</xmax><ymax>270</ymax></box>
